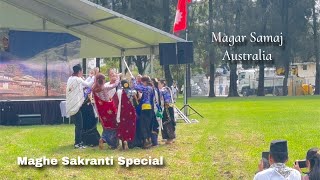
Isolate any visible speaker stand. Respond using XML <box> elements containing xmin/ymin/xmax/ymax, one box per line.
<box><xmin>180</xmin><ymin>104</ymin><xmax>203</xmax><ymax>118</ymax></box>
<box><xmin>182</xmin><ymin>63</ymin><xmax>203</xmax><ymax>119</ymax></box>
<box><xmin>174</xmin><ymin>106</ymin><xmax>192</xmax><ymax>123</ymax></box>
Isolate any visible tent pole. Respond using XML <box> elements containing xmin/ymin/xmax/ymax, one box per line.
<box><xmin>96</xmin><ymin>58</ymin><xmax>100</xmax><ymax>69</ymax></box>
<box><xmin>150</xmin><ymin>47</ymin><xmax>154</xmax><ymax>77</ymax></box>
<box><xmin>121</xmin><ymin>50</ymin><xmax>125</xmax><ymax>74</ymax></box>
<box><xmin>45</xmin><ymin>54</ymin><xmax>48</xmax><ymax>97</ymax></box>
<box><xmin>42</xmin><ymin>19</ymin><xmax>46</xmax><ymax>30</ymax></box>
<box><xmin>82</xmin><ymin>58</ymin><xmax>86</xmax><ymax>76</ymax></box>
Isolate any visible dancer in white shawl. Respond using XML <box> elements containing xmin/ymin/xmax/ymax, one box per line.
<box><xmin>66</xmin><ymin>64</ymin><xmax>95</xmax><ymax>149</ymax></box>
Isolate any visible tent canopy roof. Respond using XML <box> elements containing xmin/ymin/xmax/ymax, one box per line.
<box><xmin>0</xmin><ymin>0</ymin><xmax>186</xmax><ymax>57</ymax></box>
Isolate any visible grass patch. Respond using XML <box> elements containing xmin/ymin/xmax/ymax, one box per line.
<box><xmin>1</xmin><ymin>96</ymin><xmax>320</xmax><ymax>179</ymax></box>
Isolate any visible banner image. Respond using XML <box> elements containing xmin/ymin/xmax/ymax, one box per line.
<box><xmin>0</xmin><ymin>30</ymin><xmax>80</xmax><ymax>99</ymax></box>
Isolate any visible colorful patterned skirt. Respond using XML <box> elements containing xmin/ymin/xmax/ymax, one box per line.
<box><xmin>161</xmin><ymin>106</ymin><xmax>176</xmax><ymax>140</ymax></box>
<box><xmin>117</xmin><ymin>90</ymin><xmax>137</xmax><ymax>142</ymax></box>
<box><xmin>80</xmin><ymin>101</ymin><xmax>100</xmax><ymax>146</ymax></box>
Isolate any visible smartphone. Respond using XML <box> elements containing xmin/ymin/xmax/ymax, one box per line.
<box><xmin>262</xmin><ymin>151</ymin><xmax>270</xmax><ymax>169</ymax></box>
<box><xmin>295</xmin><ymin>160</ymin><xmax>307</xmax><ymax>168</ymax></box>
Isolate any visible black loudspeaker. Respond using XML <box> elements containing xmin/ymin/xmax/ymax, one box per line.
<box><xmin>159</xmin><ymin>43</ymin><xmax>177</xmax><ymax>65</ymax></box>
<box><xmin>177</xmin><ymin>42</ymin><xmax>194</xmax><ymax>64</ymax></box>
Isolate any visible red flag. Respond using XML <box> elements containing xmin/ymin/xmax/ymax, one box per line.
<box><xmin>173</xmin><ymin>0</ymin><xmax>191</xmax><ymax>33</ymax></box>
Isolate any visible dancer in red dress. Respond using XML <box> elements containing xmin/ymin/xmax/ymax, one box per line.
<box><xmin>116</xmin><ymin>80</ymin><xmax>137</xmax><ymax>150</ymax></box>
<box><xmin>92</xmin><ymin>73</ymin><xmax>120</xmax><ymax>149</ymax></box>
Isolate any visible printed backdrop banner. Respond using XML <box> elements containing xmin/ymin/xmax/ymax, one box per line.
<box><xmin>0</xmin><ymin>30</ymin><xmax>81</xmax><ymax>99</ymax></box>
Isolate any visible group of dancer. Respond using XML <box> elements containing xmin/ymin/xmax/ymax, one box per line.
<box><xmin>66</xmin><ymin>64</ymin><xmax>176</xmax><ymax>150</ymax></box>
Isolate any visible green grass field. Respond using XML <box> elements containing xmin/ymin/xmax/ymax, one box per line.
<box><xmin>1</xmin><ymin>96</ymin><xmax>320</xmax><ymax>179</ymax></box>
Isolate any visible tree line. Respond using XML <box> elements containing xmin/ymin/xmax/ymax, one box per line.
<box><xmin>89</xmin><ymin>0</ymin><xmax>320</xmax><ymax>97</ymax></box>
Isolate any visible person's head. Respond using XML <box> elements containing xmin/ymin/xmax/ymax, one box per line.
<box><xmin>92</xmin><ymin>73</ymin><xmax>106</xmax><ymax>93</ymax></box>
<box><xmin>141</xmin><ymin>76</ymin><xmax>150</xmax><ymax>86</ymax></box>
<box><xmin>110</xmin><ymin>73</ymin><xmax>118</xmax><ymax>83</ymax></box>
<box><xmin>93</xmin><ymin>67</ymin><xmax>100</xmax><ymax>75</ymax></box>
<box><xmin>137</xmin><ymin>74</ymin><xmax>142</xmax><ymax>83</ymax></box>
<box><xmin>269</xmin><ymin>140</ymin><xmax>288</xmax><ymax>164</ymax></box>
<box><xmin>152</xmin><ymin>78</ymin><xmax>158</xmax><ymax>89</ymax></box>
<box><xmin>108</xmin><ymin>68</ymin><xmax>116</xmax><ymax>77</ymax></box>
<box><xmin>96</xmin><ymin>73</ymin><xmax>106</xmax><ymax>85</ymax></box>
<box><xmin>72</xmin><ymin>64</ymin><xmax>82</xmax><ymax>76</ymax></box>
<box><xmin>121</xmin><ymin>80</ymin><xmax>130</xmax><ymax>89</ymax></box>
<box><xmin>89</xmin><ymin>69</ymin><xmax>94</xmax><ymax>77</ymax></box>
<box><xmin>158</xmin><ymin>79</ymin><xmax>166</xmax><ymax>89</ymax></box>
<box><xmin>306</xmin><ymin>148</ymin><xmax>320</xmax><ymax>179</ymax></box>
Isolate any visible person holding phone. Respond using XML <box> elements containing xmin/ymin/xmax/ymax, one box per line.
<box><xmin>294</xmin><ymin>148</ymin><xmax>320</xmax><ymax>180</ymax></box>
<box><xmin>261</xmin><ymin>151</ymin><xmax>270</xmax><ymax>170</ymax></box>
<box><xmin>254</xmin><ymin>140</ymin><xmax>301</xmax><ymax>180</ymax></box>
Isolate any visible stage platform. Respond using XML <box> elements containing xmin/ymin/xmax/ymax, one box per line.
<box><xmin>0</xmin><ymin>98</ymin><xmax>65</xmax><ymax>125</ymax></box>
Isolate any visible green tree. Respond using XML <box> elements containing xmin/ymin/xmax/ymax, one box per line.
<box><xmin>313</xmin><ymin>0</ymin><xmax>320</xmax><ymax>94</ymax></box>
<box><xmin>256</xmin><ymin>0</ymin><xmax>270</xmax><ymax>96</ymax></box>
<box><xmin>208</xmin><ymin>0</ymin><xmax>215</xmax><ymax>97</ymax></box>
<box><xmin>162</xmin><ymin>0</ymin><xmax>174</xmax><ymax>87</ymax></box>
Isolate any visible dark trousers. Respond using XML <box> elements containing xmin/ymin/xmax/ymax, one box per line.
<box><xmin>151</xmin><ymin>112</ymin><xmax>159</xmax><ymax>146</ymax></box>
<box><xmin>71</xmin><ymin>110</ymin><xmax>83</xmax><ymax>145</ymax></box>
<box><xmin>139</xmin><ymin>109</ymin><xmax>153</xmax><ymax>140</ymax></box>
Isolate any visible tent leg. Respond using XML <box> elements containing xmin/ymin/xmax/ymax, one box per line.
<box><xmin>121</xmin><ymin>50</ymin><xmax>125</xmax><ymax>74</ymax></box>
<box><xmin>42</xmin><ymin>19</ymin><xmax>46</xmax><ymax>30</ymax></box>
<box><xmin>96</xmin><ymin>58</ymin><xmax>100</xmax><ymax>69</ymax></box>
<box><xmin>150</xmin><ymin>47</ymin><xmax>154</xmax><ymax>77</ymax></box>
<box><xmin>82</xmin><ymin>58</ymin><xmax>86</xmax><ymax>76</ymax></box>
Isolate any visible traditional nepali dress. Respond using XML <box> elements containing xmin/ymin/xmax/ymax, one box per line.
<box><xmin>116</xmin><ymin>89</ymin><xmax>137</xmax><ymax>142</ymax></box>
<box><xmin>81</xmin><ymin>87</ymin><xmax>100</xmax><ymax>146</ymax></box>
<box><xmin>132</xmin><ymin>79</ymin><xmax>154</xmax><ymax>144</ymax></box>
<box><xmin>93</xmin><ymin>80</ymin><xmax>119</xmax><ymax>148</ymax></box>
<box><xmin>66</xmin><ymin>76</ymin><xmax>94</xmax><ymax>146</ymax></box>
<box><xmin>160</xmin><ymin>87</ymin><xmax>176</xmax><ymax>140</ymax></box>
<box><xmin>151</xmin><ymin>87</ymin><xmax>161</xmax><ymax>146</ymax></box>
<box><xmin>128</xmin><ymin>90</ymin><xmax>143</xmax><ymax>149</ymax></box>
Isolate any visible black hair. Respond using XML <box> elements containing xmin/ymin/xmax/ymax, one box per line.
<box><xmin>159</xmin><ymin>79</ymin><xmax>166</xmax><ymax>86</ymax></box>
<box><xmin>141</xmin><ymin>76</ymin><xmax>153</xmax><ymax>87</ymax></box>
<box><xmin>121</xmin><ymin>80</ymin><xmax>129</xmax><ymax>89</ymax></box>
<box><xmin>307</xmin><ymin>148</ymin><xmax>320</xmax><ymax>180</ymax></box>
<box><xmin>72</xmin><ymin>64</ymin><xmax>82</xmax><ymax>74</ymax></box>
<box><xmin>151</xmin><ymin>78</ymin><xmax>158</xmax><ymax>88</ymax></box>
<box><xmin>141</xmin><ymin>76</ymin><xmax>150</xmax><ymax>83</ymax></box>
<box><xmin>270</xmin><ymin>152</ymin><xmax>288</xmax><ymax>163</ymax></box>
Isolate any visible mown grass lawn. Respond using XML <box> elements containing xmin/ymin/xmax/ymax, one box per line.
<box><xmin>1</xmin><ymin>96</ymin><xmax>320</xmax><ymax>179</ymax></box>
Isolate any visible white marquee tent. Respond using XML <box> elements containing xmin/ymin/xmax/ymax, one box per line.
<box><xmin>0</xmin><ymin>0</ymin><xmax>186</xmax><ymax>73</ymax></box>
